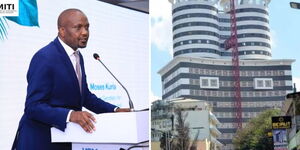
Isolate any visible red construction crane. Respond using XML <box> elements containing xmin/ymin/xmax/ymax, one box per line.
<box><xmin>224</xmin><ymin>0</ymin><xmax>242</xmax><ymax>129</ymax></box>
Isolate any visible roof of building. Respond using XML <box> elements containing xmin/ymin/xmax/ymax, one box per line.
<box><xmin>158</xmin><ymin>56</ymin><xmax>295</xmax><ymax>75</ymax></box>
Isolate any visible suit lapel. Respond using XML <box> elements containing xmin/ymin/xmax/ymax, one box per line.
<box><xmin>53</xmin><ymin>38</ymin><xmax>82</xmax><ymax>96</ymax></box>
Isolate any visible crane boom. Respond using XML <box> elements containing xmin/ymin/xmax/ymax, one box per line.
<box><xmin>224</xmin><ymin>0</ymin><xmax>242</xmax><ymax>129</ymax></box>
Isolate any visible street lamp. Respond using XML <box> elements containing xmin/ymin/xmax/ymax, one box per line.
<box><xmin>290</xmin><ymin>2</ymin><xmax>300</xmax><ymax>9</ymax></box>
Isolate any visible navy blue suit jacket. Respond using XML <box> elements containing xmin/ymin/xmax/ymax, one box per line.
<box><xmin>12</xmin><ymin>38</ymin><xmax>117</xmax><ymax>150</ymax></box>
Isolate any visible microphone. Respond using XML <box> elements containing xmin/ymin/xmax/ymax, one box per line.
<box><xmin>93</xmin><ymin>53</ymin><xmax>134</xmax><ymax>110</ymax></box>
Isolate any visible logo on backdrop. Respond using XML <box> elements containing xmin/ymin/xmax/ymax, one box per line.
<box><xmin>0</xmin><ymin>0</ymin><xmax>38</xmax><ymax>40</ymax></box>
<box><xmin>0</xmin><ymin>0</ymin><xmax>18</xmax><ymax>16</ymax></box>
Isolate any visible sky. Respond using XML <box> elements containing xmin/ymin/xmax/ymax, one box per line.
<box><xmin>150</xmin><ymin>0</ymin><xmax>300</xmax><ymax>102</ymax></box>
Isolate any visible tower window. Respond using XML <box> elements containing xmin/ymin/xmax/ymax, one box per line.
<box><xmin>254</xmin><ymin>78</ymin><xmax>273</xmax><ymax>89</ymax></box>
<box><xmin>200</xmin><ymin>77</ymin><xmax>219</xmax><ymax>89</ymax></box>
<box><xmin>201</xmin><ymin>79</ymin><xmax>209</xmax><ymax>87</ymax></box>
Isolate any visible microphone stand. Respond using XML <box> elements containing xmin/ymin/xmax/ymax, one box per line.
<box><xmin>94</xmin><ymin>55</ymin><xmax>134</xmax><ymax>111</ymax></box>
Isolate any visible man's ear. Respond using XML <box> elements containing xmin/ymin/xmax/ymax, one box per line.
<box><xmin>58</xmin><ymin>27</ymin><xmax>65</xmax><ymax>38</ymax></box>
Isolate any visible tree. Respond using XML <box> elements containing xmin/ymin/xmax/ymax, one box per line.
<box><xmin>233</xmin><ymin>109</ymin><xmax>281</xmax><ymax>150</ymax></box>
<box><xmin>171</xmin><ymin>107</ymin><xmax>190</xmax><ymax>150</ymax></box>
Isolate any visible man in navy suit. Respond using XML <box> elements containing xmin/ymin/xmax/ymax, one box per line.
<box><xmin>12</xmin><ymin>9</ymin><xmax>130</xmax><ymax>150</ymax></box>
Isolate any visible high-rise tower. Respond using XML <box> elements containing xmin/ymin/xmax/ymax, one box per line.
<box><xmin>170</xmin><ymin>0</ymin><xmax>271</xmax><ymax>60</ymax></box>
<box><xmin>171</xmin><ymin>0</ymin><xmax>220</xmax><ymax>58</ymax></box>
<box><xmin>159</xmin><ymin>0</ymin><xmax>294</xmax><ymax>149</ymax></box>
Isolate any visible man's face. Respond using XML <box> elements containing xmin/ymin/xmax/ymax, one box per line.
<box><xmin>59</xmin><ymin>11</ymin><xmax>89</xmax><ymax>50</ymax></box>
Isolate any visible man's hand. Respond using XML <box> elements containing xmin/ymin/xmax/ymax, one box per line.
<box><xmin>116</xmin><ymin>108</ymin><xmax>131</xmax><ymax>112</ymax></box>
<box><xmin>69</xmin><ymin>111</ymin><xmax>96</xmax><ymax>133</ymax></box>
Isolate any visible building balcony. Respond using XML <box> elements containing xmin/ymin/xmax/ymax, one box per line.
<box><xmin>210</xmin><ymin>112</ymin><xmax>221</xmax><ymax>125</ymax></box>
<box><xmin>210</xmin><ymin>124</ymin><xmax>222</xmax><ymax>136</ymax></box>
<box><xmin>210</xmin><ymin>136</ymin><xmax>223</xmax><ymax>147</ymax></box>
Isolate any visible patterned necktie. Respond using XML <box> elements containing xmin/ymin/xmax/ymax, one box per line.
<box><xmin>74</xmin><ymin>51</ymin><xmax>82</xmax><ymax>93</ymax></box>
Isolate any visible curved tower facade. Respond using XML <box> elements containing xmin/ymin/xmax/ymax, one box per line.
<box><xmin>170</xmin><ymin>0</ymin><xmax>220</xmax><ymax>58</ymax></box>
<box><xmin>220</xmin><ymin>0</ymin><xmax>271</xmax><ymax>60</ymax></box>
<box><xmin>170</xmin><ymin>0</ymin><xmax>271</xmax><ymax>60</ymax></box>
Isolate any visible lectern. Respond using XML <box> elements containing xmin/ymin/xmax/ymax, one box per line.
<box><xmin>51</xmin><ymin>111</ymin><xmax>149</xmax><ymax>150</ymax></box>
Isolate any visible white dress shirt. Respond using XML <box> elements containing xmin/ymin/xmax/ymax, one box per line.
<box><xmin>58</xmin><ymin>37</ymin><xmax>118</xmax><ymax>123</ymax></box>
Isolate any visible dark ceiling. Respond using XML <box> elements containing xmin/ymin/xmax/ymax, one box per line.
<box><xmin>98</xmin><ymin>0</ymin><xmax>149</xmax><ymax>13</ymax></box>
